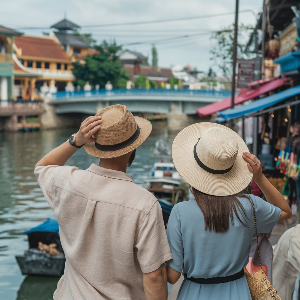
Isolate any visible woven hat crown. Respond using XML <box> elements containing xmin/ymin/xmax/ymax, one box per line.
<box><xmin>94</xmin><ymin>105</ymin><xmax>138</xmax><ymax>146</ymax></box>
<box><xmin>196</xmin><ymin>127</ymin><xmax>239</xmax><ymax>171</ymax></box>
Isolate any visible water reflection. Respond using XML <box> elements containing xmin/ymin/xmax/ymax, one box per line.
<box><xmin>16</xmin><ymin>276</ymin><xmax>59</xmax><ymax>300</ymax></box>
<box><xmin>0</xmin><ymin>121</ymin><xmax>169</xmax><ymax>300</ymax></box>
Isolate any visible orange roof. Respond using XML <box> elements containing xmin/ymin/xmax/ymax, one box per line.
<box><xmin>15</xmin><ymin>36</ymin><xmax>71</xmax><ymax>61</ymax></box>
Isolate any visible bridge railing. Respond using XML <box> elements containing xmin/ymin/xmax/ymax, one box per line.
<box><xmin>0</xmin><ymin>100</ymin><xmax>44</xmax><ymax>116</ymax></box>
<box><xmin>51</xmin><ymin>88</ymin><xmax>232</xmax><ymax>100</ymax></box>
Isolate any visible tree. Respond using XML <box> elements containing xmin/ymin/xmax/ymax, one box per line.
<box><xmin>207</xmin><ymin>67</ymin><xmax>216</xmax><ymax>78</ymax></box>
<box><xmin>210</xmin><ymin>24</ymin><xmax>254</xmax><ymax>77</ymax></box>
<box><xmin>134</xmin><ymin>74</ymin><xmax>157</xmax><ymax>89</ymax></box>
<box><xmin>168</xmin><ymin>77</ymin><xmax>179</xmax><ymax>88</ymax></box>
<box><xmin>152</xmin><ymin>44</ymin><xmax>158</xmax><ymax>68</ymax></box>
<box><xmin>72</xmin><ymin>40</ymin><xmax>130</xmax><ymax>89</ymax></box>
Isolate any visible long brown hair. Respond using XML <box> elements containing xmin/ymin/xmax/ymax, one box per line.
<box><xmin>192</xmin><ymin>185</ymin><xmax>251</xmax><ymax>233</ymax></box>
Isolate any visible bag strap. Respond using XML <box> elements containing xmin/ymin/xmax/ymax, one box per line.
<box><xmin>247</xmin><ymin>196</ymin><xmax>263</xmax><ymax>269</ymax></box>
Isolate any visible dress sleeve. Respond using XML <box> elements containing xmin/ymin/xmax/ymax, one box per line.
<box><xmin>166</xmin><ymin>204</ymin><xmax>184</xmax><ymax>273</ymax></box>
<box><xmin>251</xmin><ymin>195</ymin><xmax>281</xmax><ymax>234</ymax></box>
<box><xmin>135</xmin><ymin>201</ymin><xmax>172</xmax><ymax>274</ymax></box>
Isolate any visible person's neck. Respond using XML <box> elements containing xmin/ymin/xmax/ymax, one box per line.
<box><xmin>99</xmin><ymin>159</ymin><xmax>128</xmax><ymax>173</ymax></box>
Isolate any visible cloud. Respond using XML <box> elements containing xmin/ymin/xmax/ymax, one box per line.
<box><xmin>1</xmin><ymin>0</ymin><xmax>263</xmax><ymax>72</ymax></box>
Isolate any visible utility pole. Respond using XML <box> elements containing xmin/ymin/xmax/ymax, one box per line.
<box><xmin>230</xmin><ymin>0</ymin><xmax>239</xmax><ymax>129</ymax></box>
<box><xmin>261</xmin><ymin>0</ymin><xmax>268</xmax><ymax>79</ymax></box>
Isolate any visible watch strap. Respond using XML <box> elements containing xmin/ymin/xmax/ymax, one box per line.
<box><xmin>68</xmin><ymin>134</ymin><xmax>82</xmax><ymax>149</ymax></box>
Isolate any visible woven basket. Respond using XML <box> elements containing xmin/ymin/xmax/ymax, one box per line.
<box><xmin>244</xmin><ymin>268</ymin><xmax>281</xmax><ymax>300</ymax></box>
<box><xmin>244</xmin><ymin>197</ymin><xmax>282</xmax><ymax>300</ymax></box>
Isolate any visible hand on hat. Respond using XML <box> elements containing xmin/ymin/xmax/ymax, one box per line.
<box><xmin>75</xmin><ymin>116</ymin><xmax>102</xmax><ymax>146</ymax></box>
<box><xmin>242</xmin><ymin>152</ymin><xmax>263</xmax><ymax>184</ymax></box>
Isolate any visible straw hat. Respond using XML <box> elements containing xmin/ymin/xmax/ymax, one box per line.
<box><xmin>84</xmin><ymin>104</ymin><xmax>152</xmax><ymax>158</ymax></box>
<box><xmin>172</xmin><ymin>122</ymin><xmax>253</xmax><ymax>196</ymax></box>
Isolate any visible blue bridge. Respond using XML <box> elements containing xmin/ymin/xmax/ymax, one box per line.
<box><xmin>48</xmin><ymin>89</ymin><xmax>230</xmax><ymax>115</ymax></box>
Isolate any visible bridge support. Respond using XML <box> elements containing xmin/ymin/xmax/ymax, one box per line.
<box><xmin>167</xmin><ymin>114</ymin><xmax>201</xmax><ymax>132</ymax></box>
<box><xmin>167</xmin><ymin>101</ymin><xmax>200</xmax><ymax>132</ymax></box>
<box><xmin>0</xmin><ymin>115</ymin><xmax>18</xmax><ymax>131</ymax></box>
<box><xmin>41</xmin><ymin>103</ymin><xmax>83</xmax><ymax>129</ymax></box>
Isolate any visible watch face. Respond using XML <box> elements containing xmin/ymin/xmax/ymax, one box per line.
<box><xmin>69</xmin><ymin>135</ymin><xmax>75</xmax><ymax>144</ymax></box>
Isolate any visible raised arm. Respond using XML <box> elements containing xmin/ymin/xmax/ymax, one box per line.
<box><xmin>35</xmin><ymin>116</ymin><xmax>102</xmax><ymax>168</ymax></box>
<box><xmin>242</xmin><ymin>152</ymin><xmax>292</xmax><ymax>222</ymax></box>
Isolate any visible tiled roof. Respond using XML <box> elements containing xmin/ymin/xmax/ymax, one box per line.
<box><xmin>14</xmin><ymin>36</ymin><xmax>71</xmax><ymax>61</ymax></box>
<box><xmin>123</xmin><ymin>64</ymin><xmax>173</xmax><ymax>78</ymax></box>
<box><xmin>51</xmin><ymin>18</ymin><xmax>80</xmax><ymax>30</ymax></box>
<box><xmin>121</xmin><ymin>50</ymin><xmax>147</xmax><ymax>60</ymax></box>
<box><xmin>55</xmin><ymin>32</ymin><xmax>89</xmax><ymax>48</ymax></box>
<box><xmin>0</xmin><ymin>25</ymin><xmax>22</xmax><ymax>36</ymax></box>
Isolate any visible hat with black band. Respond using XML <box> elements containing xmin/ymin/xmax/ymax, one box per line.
<box><xmin>84</xmin><ymin>105</ymin><xmax>152</xmax><ymax>159</ymax></box>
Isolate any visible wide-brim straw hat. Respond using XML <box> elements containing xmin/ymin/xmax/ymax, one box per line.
<box><xmin>172</xmin><ymin>122</ymin><xmax>253</xmax><ymax>196</ymax></box>
<box><xmin>84</xmin><ymin>104</ymin><xmax>152</xmax><ymax>158</ymax></box>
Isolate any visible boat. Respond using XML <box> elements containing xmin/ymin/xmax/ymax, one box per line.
<box><xmin>15</xmin><ymin>218</ymin><xmax>65</xmax><ymax>277</ymax></box>
<box><xmin>145</xmin><ymin>140</ymin><xmax>189</xmax><ymax>225</ymax></box>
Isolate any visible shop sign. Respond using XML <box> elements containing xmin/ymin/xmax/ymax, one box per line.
<box><xmin>237</xmin><ymin>59</ymin><xmax>255</xmax><ymax>88</ymax></box>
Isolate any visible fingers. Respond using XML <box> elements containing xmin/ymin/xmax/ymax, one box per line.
<box><xmin>81</xmin><ymin>116</ymin><xmax>101</xmax><ymax>127</ymax></box>
<box><xmin>247</xmin><ymin>163</ymin><xmax>254</xmax><ymax>173</ymax></box>
<box><xmin>242</xmin><ymin>154</ymin><xmax>256</xmax><ymax>167</ymax></box>
<box><xmin>89</xmin><ymin>124</ymin><xmax>101</xmax><ymax>137</ymax></box>
<box><xmin>243</xmin><ymin>152</ymin><xmax>258</xmax><ymax>162</ymax></box>
<box><xmin>82</xmin><ymin>119</ymin><xmax>102</xmax><ymax>134</ymax></box>
<box><xmin>242</xmin><ymin>152</ymin><xmax>261</xmax><ymax>176</ymax></box>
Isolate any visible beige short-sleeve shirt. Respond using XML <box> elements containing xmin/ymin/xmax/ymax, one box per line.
<box><xmin>34</xmin><ymin>164</ymin><xmax>172</xmax><ymax>300</ymax></box>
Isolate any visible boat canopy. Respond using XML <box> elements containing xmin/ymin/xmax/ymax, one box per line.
<box><xmin>24</xmin><ymin>218</ymin><xmax>59</xmax><ymax>235</ymax></box>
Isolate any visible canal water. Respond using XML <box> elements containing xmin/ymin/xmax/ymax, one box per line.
<box><xmin>0</xmin><ymin>122</ymin><xmax>173</xmax><ymax>300</ymax></box>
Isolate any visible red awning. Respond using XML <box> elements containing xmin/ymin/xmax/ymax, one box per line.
<box><xmin>247</xmin><ymin>77</ymin><xmax>275</xmax><ymax>88</ymax></box>
<box><xmin>196</xmin><ymin>77</ymin><xmax>288</xmax><ymax>117</ymax></box>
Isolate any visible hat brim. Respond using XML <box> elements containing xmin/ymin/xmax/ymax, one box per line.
<box><xmin>84</xmin><ymin>116</ymin><xmax>152</xmax><ymax>158</ymax></box>
<box><xmin>172</xmin><ymin>122</ymin><xmax>253</xmax><ymax>196</ymax></box>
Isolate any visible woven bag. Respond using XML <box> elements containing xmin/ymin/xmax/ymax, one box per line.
<box><xmin>244</xmin><ymin>197</ymin><xmax>281</xmax><ymax>300</ymax></box>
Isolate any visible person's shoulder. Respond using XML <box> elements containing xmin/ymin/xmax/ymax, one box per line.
<box><xmin>237</xmin><ymin>193</ymin><xmax>262</xmax><ymax>205</ymax></box>
<box><xmin>126</xmin><ymin>182</ymin><xmax>159</xmax><ymax>214</ymax></box>
<box><xmin>172</xmin><ymin>200</ymin><xmax>195</xmax><ymax>215</ymax></box>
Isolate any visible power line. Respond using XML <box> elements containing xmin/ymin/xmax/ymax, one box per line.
<box><xmin>122</xmin><ymin>32</ymin><xmax>211</xmax><ymax>46</ymax></box>
<box><xmin>16</xmin><ymin>9</ymin><xmax>256</xmax><ymax>30</ymax></box>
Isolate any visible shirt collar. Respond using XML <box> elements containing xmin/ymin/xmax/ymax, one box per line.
<box><xmin>87</xmin><ymin>164</ymin><xmax>134</xmax><ymax>182</ymax></box>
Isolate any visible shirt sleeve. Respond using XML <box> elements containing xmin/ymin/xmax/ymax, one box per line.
<box><xmin>251</xmin><ymin>195</ymin><xmax>281</xmax><ymax>234</ymax></box>
<box><xmin>135</xmin><ymin>201</ymin><xmax>172</xmax><ymax>274</ymax></box>
<box><xmin>34</xmin><ymin>165</ymin><xmax>78</xmax><ymax>211</ymax></box>
<box><xmin>166</xmin><ymin>204</ymin><xmax>184</xmax><ymax>273</ymax></box>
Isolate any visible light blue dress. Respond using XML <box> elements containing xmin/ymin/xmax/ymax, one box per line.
<box><xmin>167</xmin><ymin>195</ymin><xmax>281</xmax><ymax>300</ymax></box>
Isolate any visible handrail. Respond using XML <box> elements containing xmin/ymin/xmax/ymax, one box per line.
<box><xmin>52</xmin><ymin>88</ymin><xmax>232</xmax><ymax>100</ymax></box>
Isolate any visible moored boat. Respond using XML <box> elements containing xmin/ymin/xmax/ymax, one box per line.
<box><xmin>15</xmin><ymin>218</ymin><xmax>65</xmax><ymax>277</ymax></box>
<box><xmin>145</xmin><ymin>140</ymin><xmax>189</xmax><ymax>225</ymax></box>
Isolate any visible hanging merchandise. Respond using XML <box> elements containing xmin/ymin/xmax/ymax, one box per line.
<box><xmin>276</xmin><ymin>150</ymin><xmax>300</xmax><ymax>180</ymax></box>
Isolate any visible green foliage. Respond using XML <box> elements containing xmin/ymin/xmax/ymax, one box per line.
<box><xmin>116</xmin><ymin>69</ymin><xmax>130</xmax><ymax>88</ymax></box>
<box><xmin>134</xmin><ymin>74</ymin><xmax>157</xmax><ymax>89</ymax></box>
<box><xmin>168</xmin><ymin>77</ymin><xmax>179</xmax><ymax>88</ymax></box>
<box><xmin>207</xmin><ymin>67</ymin><xmax>217</xmax><ymax>78</ymax></box>
<box><xmin>72</xmin><ymin>40</ymin><xmax>129</xmax><ymax>89</ymax></box>
<box><xmin>210</xmin><ymin>24</ymin><xmax>254</xmax><ymax>77</ymax></box>
<box><xmin>134</xmin><ymin>74</ymin><xmax>148</xmax><ymax>88</ymax></box>
<box><xmin>152</xmin><ymin>44</ymin><xmax>158</xmax><ymax>68</ymax></box>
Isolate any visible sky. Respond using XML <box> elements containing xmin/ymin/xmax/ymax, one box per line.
<box><xmin>1</xmin><ymin>0</ymin><xmax>263</xmax><ymax>74</ymax></box>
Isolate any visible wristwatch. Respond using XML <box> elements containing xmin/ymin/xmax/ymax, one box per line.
<box><xmin>68</xmin><ymin>134</ymin><xmax>82</xmax><ymax>149</ymax></box>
